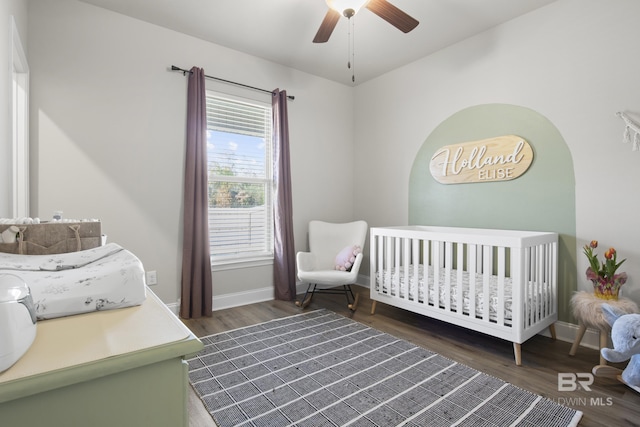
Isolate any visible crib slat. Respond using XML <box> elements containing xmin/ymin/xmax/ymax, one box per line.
<box><xmin>383</xmin><ymin>235</ymin><xmax>390</xmax><ymax>295</ymax></box>
<box><xmin>393</xmin><ymin>237</ymin><xmax>401</xmax><ymax>297</ymax></box>
<box><xmin>377</xmin><ymin>234</ymin><xmax>383</xmax><ymax>293</ymax></box>
<box><xmin>374</xmin><ymin>234</ymin><xmax>379</xmax><ymax>292</ymax></box>
<box><xmin>544</xmin><ymin>243</ymin><xmax>551</xmax><ymax>318</ymax></box>
<box><xmin>537</xmin><ymin>245</ymin><xmax>547</xmax><ymax>320</ymax></box>
<box><xmin>482</xmin><ymin>245</ymin><xmax>491</xmax><ymax>321</ymax></box>
<box><xmin>510</xmin><ymin>245</ymin><xmax>523</xmax><ymax>337</ymax></box>
<box><xmin>497</xmin><ymin>246</ymin><xmax>506</xmax><ymax>326</ymax></box>
<box><xmin>444</xmin><ymin>241</ymin><xmax>452</xmax><ymax>311</ymax></box>
<box><xmin>468</xmin><ymin>244</ymin><xmax>477</xmax><ymax>319</ymax></box>
<box><xmin>531</xmin><ymin>245</ymin><xmax>537</xmax><ymax>325</ymax></box>
<box><xmin>522</xmin><ymin>246</ymin><xmax>528</xmax><ymax>328</ymax></box>
<box><xmin>514</xmin><ymin>247</ymin><xmax>535</xmax><ymax>329</ymax></box>
<box><xmin>434</xmin><ymin>241</ymin><xmax>443</xmax><ymax>309</ymax></box>
<box><xmin>550</xmin><ymin>242</ymin><xmax>557</xmax><ymax>317</ymax></box>
<box><xmin>551</xmin><ymin>241</ymin><xmax>558</xmax><ymax>316</ymax></box>
<box><xmin>371</xmin><ymin>234</ymin><xmax>377</xmax><ymax>292</ymax></box>
<box><xmin>456</xmin><ymin>242</ymin><xmax>464</xmax><ymax>315</ymax></box>
<box><xmin>412</xmin><ymin>238</ymin><xmax>420</xmax><ymax>303</ymax></box>
<box><xmin>538</xmin><ymin>244</ymin><xmax>545</xmax><ymax>319</ymax></box>
<box><xmin>537</xmin><ymin>245</ymin><xmax>543</xmax><ymax>323</ymax></box>
<box><xmin>532</xmin><ymin>246</ymin><xmax>537</xmax><ymax>326</ymax></box>
<box><xmin>402</xmin><ymin>237</ymin><xmax>410</xmax><ymax>301</ymax></box>
<box><xmin>421</xmin><ymin>239</ymin><xmax>433</xmax><ymax>305</ymax></box>
<box><xmin>536</xmin><ymin>244</ymin><xmax>543</xmax><ymax>324</ymax></box>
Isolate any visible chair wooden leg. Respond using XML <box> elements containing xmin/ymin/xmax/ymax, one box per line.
<box><xmin>295</xmin><ymin>284</ymin><xmax>314</xmax><ymax>308</ymax></box>
<box><xmin>569</xmin><ymin>323</ymin><xmax>587</xmax><ymax>356</ymax></box>
<box><xmin>348</xmin><ymin>292</ymin><xmax>359</xmax><ymax>311</ymax></box>
<box><xmin>513</xmin><ymin>343</ymin><xmax>522</xmax><ymax>366</ymax></box>
<box><xmin>296</xmin><ymin>295</ymin><xmax>312</xmax><ymax>308</ymax></box>
<box><xmin>344</xmin><ymin>285</ymin><xmax>355</xmax><ymax>306</ymax></box>
<box><xmin>599</xmin><ymin>328</ymin><xmax>608</xmax><ymax>366</ymax></box>
<box><xmin>549</xmin><ymin>323</ymin><xmax>557</xmax><ymax>340</ymax></box>
<box><xmin>371</xmin><ymin>300</ymin><xmax>377</xmax><ymax>315</ymax></box>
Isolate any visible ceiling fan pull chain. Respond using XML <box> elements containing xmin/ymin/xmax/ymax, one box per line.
<box><xmin>350</xmin><ymin>17</ymin><xmax>356</xmax><ymax>83</ymax></box>
<box><xmin>347</xmin><ymin>17</ymin><xmax>352</xmax><ymax>70</ymax></box>
<box><xmin>352</xmin><ymin>17</ymin><xmax>356</xmax><ymax>82</ymax></box>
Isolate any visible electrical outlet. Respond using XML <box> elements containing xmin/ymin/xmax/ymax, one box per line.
<box><xmin>146</xmin><ymin>270</ymin><xmax>157</xmax><ymax>286</ymax></box>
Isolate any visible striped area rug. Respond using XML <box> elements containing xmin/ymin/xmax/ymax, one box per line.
<box><xmin>188</xmin><ymin>309</ymin><xmax>582</xmax><ymax>427</ymax></box>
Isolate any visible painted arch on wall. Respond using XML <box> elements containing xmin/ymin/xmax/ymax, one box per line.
<box><xmin>409</xmin><ymin>104</ymin><xmax>576</xmax><ymax>322</ymax></box>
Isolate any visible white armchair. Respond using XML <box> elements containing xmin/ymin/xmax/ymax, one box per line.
<box><xmin>296</xmin><ymin>220</ymin><xmax>368</xmax><ymax>310</ymax></box>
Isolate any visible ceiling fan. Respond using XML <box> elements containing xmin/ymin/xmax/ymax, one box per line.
<box><xmin>313</xmin><ymin>0</ymin><xmax>419</xmax><ymax>43</ymax></box>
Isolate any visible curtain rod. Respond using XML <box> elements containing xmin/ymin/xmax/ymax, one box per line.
<box><xmin>171</xmin><ymin>65</ymin><xmax>294</xmax><ymax>100</ymax></box>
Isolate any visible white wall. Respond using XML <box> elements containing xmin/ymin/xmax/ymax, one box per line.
<box><xmin>25</xmin><ymin>0</ymin><xmax>640</xmax><ymax>315</ymax></box>
<box><xmin>0</xmin><ymin>0</ymin><xmax>28</xmax><ymax>217</ymax></box>
<box><xmin>354</xmin><ymin>0</ymin><xmax>640</xmax><ymax>309</ymax></box>
<box><xmin>27</xmin><ymin>0</ymin><xmax>355</xmax><ymax>305</ymax></box>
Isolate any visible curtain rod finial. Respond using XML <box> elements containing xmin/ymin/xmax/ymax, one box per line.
<box><xmin>171</xmin><ymin>65</ymin><xmax>190</xmax><ymax>75</ymax></box>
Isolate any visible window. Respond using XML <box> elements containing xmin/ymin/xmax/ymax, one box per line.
<box><xmin>206</xmin><ymin>93</ymin><xmax>273</xmax><ymax>264</ymax></box>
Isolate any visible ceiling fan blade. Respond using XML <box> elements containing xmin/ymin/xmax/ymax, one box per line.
<box><xmin>366</xmin><ymin>0</ymin><xmax>419</xmax><ymax>33</ymax></box>
<box><xmin>313</xmin><ymin>9</ymin><xmax>341</xmax><ymax>43</ymax></box>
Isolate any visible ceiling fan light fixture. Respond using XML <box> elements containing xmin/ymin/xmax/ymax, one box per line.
<box><xmin>325</xmin><ymin>0</ymin><xmax>370</xmax><ymax>17</ymax></box>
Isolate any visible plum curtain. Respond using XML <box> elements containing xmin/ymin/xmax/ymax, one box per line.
<box><xmin>272</xmin><ymin>89</ymin><xmax>296</xmax><ymax>301</ymax></box>
<box><xmin>180</xmin><ymin>66</ymin><xmax>213</xmax><ymax>318</ymax></box>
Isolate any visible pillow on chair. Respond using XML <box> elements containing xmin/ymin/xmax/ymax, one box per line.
<box><xmin>335</xmin><ymin>245</ymin><xmax>362</xmax><ymax>271</ymax></box>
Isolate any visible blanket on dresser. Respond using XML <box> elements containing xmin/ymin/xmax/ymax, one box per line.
<box><xmin>0</xmin><ymin>243</ymin><xmax>146</xmax><ymax>320</ymax></box>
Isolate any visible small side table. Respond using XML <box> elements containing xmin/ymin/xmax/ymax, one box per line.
<box><xmin>569</xmin><ymin>291</ymin><xmax>639</xmax><ymax>365</ymax></box>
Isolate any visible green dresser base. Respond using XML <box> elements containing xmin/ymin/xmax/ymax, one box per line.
<box><xmin>0</xmin><ymin>289</ymin><xmax>203</xmax><ymax>427</ymax></box>
<box><xmin>1</xmin><ymin>358</ymin><xmax>190</xmax><ymax>426</ymax></box>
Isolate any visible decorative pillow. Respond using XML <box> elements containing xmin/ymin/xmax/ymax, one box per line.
<box><xmin>335</xmin><ymin>245</ymin><xmax>362</xmax><ymax>271</ymax></box>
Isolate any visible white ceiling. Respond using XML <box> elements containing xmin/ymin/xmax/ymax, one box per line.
<box><xmin>78</xmin><ymin>0</ymin><xmax>558</xmax><ymax>85</ymax></box>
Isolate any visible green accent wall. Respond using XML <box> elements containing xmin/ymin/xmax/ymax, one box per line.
<box><xmin>409</xmin><ymin>104</ymin><xmax>576</xmax><ymax>322</ymax></box>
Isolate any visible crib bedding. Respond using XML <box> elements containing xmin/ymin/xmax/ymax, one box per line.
<box><xmin>376</xmin><ymin>264</ymin><xmax>548</xmax><ymax>323</ymax></box>
<box><xmin>0</xmin><ymin>243</ymin><xmax>146</xmax><ymax>320</ymax></box>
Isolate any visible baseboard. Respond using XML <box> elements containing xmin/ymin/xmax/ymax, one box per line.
<box><xmin>166</xmin><ymin>301</ymin><xmax>180</xmax><ymax>315</ymax></box>
<box><xmin>167</xmin><ymin>277</ymin><xmax>368</xmax><ymax>316</ymax></box>
<box><xmin>213</xmin><ymin>286</ymin><xmax>275</xmax><ymax>311</ymax></box>
<box><xmin>165</xmin><ymin>286</ymin><xmax>274</xmax><ymax>315</ymax></box>
<box><xmin>539</xmin><ymin>320</ymin><xmax>604</xmax><ymax>350</ymax></box>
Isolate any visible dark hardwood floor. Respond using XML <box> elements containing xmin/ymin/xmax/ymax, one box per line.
<box><xmin>182</xmin><ymin>286</ymin><xmax>640</xmax><ymax>427</ymax></box>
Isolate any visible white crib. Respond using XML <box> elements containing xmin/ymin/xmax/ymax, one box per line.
<box><xmin>370</xmin><ymin>226</ymin><xmax>558</xmax><ymax>365</ymax></box>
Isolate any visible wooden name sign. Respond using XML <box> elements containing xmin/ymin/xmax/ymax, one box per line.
<box><xmin>429</xmin><ymin>135</ymin><xmax>533</xmax><ymax>184</ymax></box>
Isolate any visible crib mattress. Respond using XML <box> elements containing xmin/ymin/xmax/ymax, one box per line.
<box><xmin>0</xmin><ymin>243</ymin><xmax>146</xmax><ymax>320</ymax></box>
<box><xmin>376</xmin><ymin>265</ymin><xmax>547</xmax><ymax>323</ymax></box>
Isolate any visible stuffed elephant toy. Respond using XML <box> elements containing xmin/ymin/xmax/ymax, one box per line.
<box><xmin>601</xmin><ymin>303</ymin><xmax>640</xmax><ymax>387</ymax></box>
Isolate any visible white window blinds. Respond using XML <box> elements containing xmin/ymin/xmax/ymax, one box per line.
<box><xmin>206</xmin><ymin>93</ymin><xmax>273</xmax><ymax>261</ymax></box>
